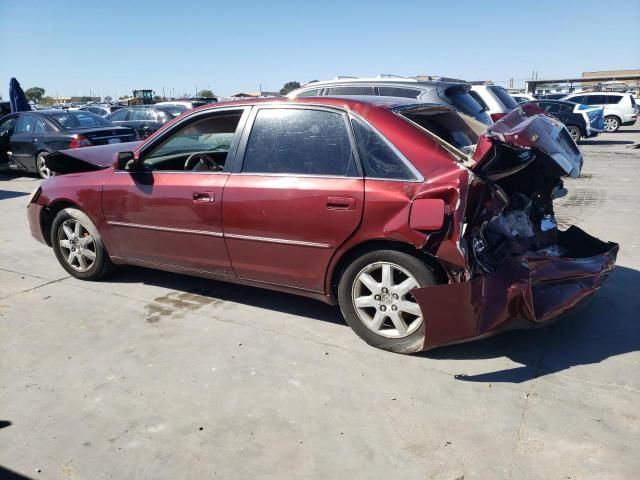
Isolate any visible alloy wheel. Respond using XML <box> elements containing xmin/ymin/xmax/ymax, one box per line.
<box><xmin>351</xmin><ymin>262</ymin><xmax>423</xmax><ymax>339</ymax></box>
<box><xmin>604</xmin><ymin>117</ymin><xmax>619</xmax><ymax>132</ymax></box>
<box><xmin>37</xmin><ymin>153</ymin><xmax>52</xmax><ymax>179</ymax></box>
<box><xmin>57</xmin><ymin>219</ymin><xmax>97</xmax><ymax>272</ymax></box>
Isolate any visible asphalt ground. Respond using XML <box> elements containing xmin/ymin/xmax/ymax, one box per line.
<box><xmin>0</xmin><ymin>125</ymin><xmax>638</xmax><ymax>479</ymax></box>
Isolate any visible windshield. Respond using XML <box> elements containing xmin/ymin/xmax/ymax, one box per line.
<box><xmin>47</xmin><ymin>111</ymin><xmax>111</xmax><ymax>129</ymax></box>
<box><xmin>488</xmin><ymin>86</ymin><xmax>519</xmax><ymax>109</ymax></box>
<box><xmin>162</xmin><ymin>106</ymin><xmax>189</xmax><ymax>117</ymax></box>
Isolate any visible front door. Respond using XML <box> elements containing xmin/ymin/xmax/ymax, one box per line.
<box><xmin>0</xmin><ymin>115</ymin><xmax>17</xmax><ymax>167</ymax></box>
<box><xmin>222</xmin><ymin>106</ymin><xmax>364</xmax><ymax>293</ymax></box>
<box><xmin>102</xmin><ymin>108</ymin><xmax>249</xmax><ymax>276</ymax></box>
<box><xmin>10</xmin><ymin>114</ymin><xmax>42</xmax><ymax>170</ymax></box>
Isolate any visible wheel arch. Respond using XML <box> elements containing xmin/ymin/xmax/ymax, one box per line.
<box><xmin>40</xmin><ymin>200</ymin><xmax>82</xmax><ymax>247</ymax></box>
<box><xmin>328</xmin><ymin>239</ymin><xmax>449</xmax><ymax>302</ymax></box>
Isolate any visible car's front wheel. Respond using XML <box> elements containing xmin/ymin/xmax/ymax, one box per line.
<box><xmin>51</xmin><ymin>208</ymin><xmax>113</xmax><ymax>280</ymax></box>
<box><xmin>604</xmin><ymin>116</ymin><xmax>620</xmax><ymax>132</ymax></box>
<box><xmin>338</xmin><ymin>250</ymin><xmax>437</xmax><ymax>353</ymax></box>
<box><xmin>36</xmin><ymin>152</ymin><xmax>52</xmax><ymax>179</ymax></box>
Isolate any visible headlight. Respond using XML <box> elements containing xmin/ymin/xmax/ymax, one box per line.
<box><xmin>27</xmin><ymin>186</ymin><xmax>42</xmax><ymax>204</ymax></box>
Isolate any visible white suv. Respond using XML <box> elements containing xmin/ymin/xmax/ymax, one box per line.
<box><xmin>560</xmin><ymin>92</ymin><xmax>637</xmax><ymax>132</ymax></box>
<box><xmin>469</xmin><ymin>85</ymin><xmax>519</xmax><ymax>122</ymax></box>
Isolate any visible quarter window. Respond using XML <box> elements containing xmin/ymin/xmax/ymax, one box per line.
<box><xmin>377</xmin><ymin>87</ymin><xmax>421</xmax><ymax>99</ymax></box>
<box><xmin>350</xmin><ymin>116</ymin><xmax>416</xmax><ymax>180</ymax></box>
<box><xmin>605</xmin><ymin>95</ymin><xmax>622</xmax><ymax>104</ymax></box>
<box><xmin>34</xmin><ymin>119</ymin><xmax>47</xmax><ymax>134</ymax></box>
<box><xmin>242</xmin><ymin>108</ymin><xmax>356</xmax><ymax>176</ymax></box>
<box><xmin>296</xmin><ymin>89</ymin><xmax>322</xmax><ymax>97</ymax></box>
<box><xmin>324</xmin><ymin>86</ymin><xmax>375</xmax><ymax>96</ymax></box>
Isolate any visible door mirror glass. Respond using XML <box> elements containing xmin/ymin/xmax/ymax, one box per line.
<box><xmin>114</xmin><ymin>151</ymin><xmax>135</xmax><ymax>170</ymax></box>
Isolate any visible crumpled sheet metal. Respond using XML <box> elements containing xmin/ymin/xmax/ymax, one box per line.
<box><xmin>412</xmin><ymin>226</ymin><xmax>619</xmax><ymax>350</ymax></box>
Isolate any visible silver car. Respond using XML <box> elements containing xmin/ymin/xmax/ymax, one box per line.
<box><xmin>289</xmin><ymin>77</ymin><xmax>492</xmax><ymax>125</ymax></box>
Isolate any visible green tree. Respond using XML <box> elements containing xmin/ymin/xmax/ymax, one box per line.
<box><xmin>40</xmin><ymin>96</ymin><xmax>55</xmax><ymax>106</ymax></box>
<box><xmin>25</xmin><ymin>87</ymin><xmax>45</xmax><ymax>102</ymax></box>
<box><xmin>103</xmin><ymin>95</ymin><xmax>113</xmax><ymax>103</ymax></box>
<box><xmin>197</xmin><ymin>89</ymin><xmax>215</xmax><ymax>98</ymax></box>
<box><xmin>279</xmin><ymin>81</ymin><xmax>301</xmax><ymax>95</ymax></box>
<box><xmin>78</xmin><ymin>96</ymin><xmax>92</xmax><ymax>103</ymax></box>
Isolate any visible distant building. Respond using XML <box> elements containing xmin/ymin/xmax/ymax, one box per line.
<box><xmin>230</xmin><ymin>91</ymin><xmax>280</xmax><ymax>98</ymax></box>
<box><xmin>526</xmin><ymin>69</ymin><xmax>640</xmax><ymax>95</ymax></box>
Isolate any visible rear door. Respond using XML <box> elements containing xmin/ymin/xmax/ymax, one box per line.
<box><xmin>222</xmin><ymin>106</ymin><xmax>364</xmax><ymax>292</ymax></box>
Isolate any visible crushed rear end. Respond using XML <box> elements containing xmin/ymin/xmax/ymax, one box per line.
<box><xmin>399</xmin><ymin>104</ymin><xmax>618</xmax><ymax>350</ymax></box>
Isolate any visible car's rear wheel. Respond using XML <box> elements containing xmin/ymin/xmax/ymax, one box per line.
<box><xmin>337</xmin><ymin>250</ymin><xmax>437</xmax><ymax>353</ymax></box>
<box><xmin>566</xmin><ymin>126</ymin><xmax>581</xmax><ymax>143</ymax></box>
<box><xmin>36</xmin><ymin>152</ymin><xmax>51</xmax><ymax>179</ymax></box>
<box><xmin>604</xmin><ymin>116</ymin><xmax>620</xmax><ymax>132</ymax></box>
<box><xmin>51</xmin><ymin>208</ymin><xmax>113</xmax><ymax>280</ymax></box>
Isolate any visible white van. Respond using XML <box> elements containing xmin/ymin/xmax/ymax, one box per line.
<box><xmin>561</xmin><ymin>92</ymin><xmax>637</xmax><ymax>132</ymax></box>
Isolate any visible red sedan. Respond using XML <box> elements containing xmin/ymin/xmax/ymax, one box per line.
<box><xmin>27</xmin><ymin>97</ymin><xmax>618</xmax><ymax>353</ymax></box>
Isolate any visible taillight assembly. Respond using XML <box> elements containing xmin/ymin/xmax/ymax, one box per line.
<box><xmin>69</xmin><ymin>134</ymin><xmax>93</xmax><ymax>149</ymax></box>
<box><xmin>490</xmin><ymin>112</ymin><xmax>507</xmax><ymax>122</ymax></box>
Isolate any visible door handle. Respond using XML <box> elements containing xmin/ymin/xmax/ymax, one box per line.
<box><xmin>193</xmin><ymin>192</ymin><xmax>215</xmax><ymax>203</ymax></box>
<box><xmin>326</xmin><ymin>196</ymin><xmax>355</xmax><ymax>210</ymax></box>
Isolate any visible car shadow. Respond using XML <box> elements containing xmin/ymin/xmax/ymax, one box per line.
<box><xmin>110</xmin><ymin>266</ymin><xmax>345</xmax><ymax>325</ymax></box>
<box><xmin>0</xmin><ymin>190</ymin><xmax>28</xmax><ymax>200</ymax></box>
<box><xmin>581</xmin><ymin>140</ymin><xmax>635</xmax><ymax>146</ymax></box>
<box><xmin>421</xmin><ymin>265</ymin><xmax>640</xmax><ymax>383</ymax></box>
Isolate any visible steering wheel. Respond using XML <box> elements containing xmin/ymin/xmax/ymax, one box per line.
<box><xmin>184</xmin><ymin>152</ymin><xmax>222</xmax><ymax>171</ymax></box>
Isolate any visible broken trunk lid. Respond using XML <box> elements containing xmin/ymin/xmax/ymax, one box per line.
<box><xmin>472</xmin><ymin>104</ymin><xmax>583</xmax><ymax>179</ymax></box>
<box><xmin>45</xmin><ymin>141</ymin><xmax>143</xmax><ymax>174</ymax></box>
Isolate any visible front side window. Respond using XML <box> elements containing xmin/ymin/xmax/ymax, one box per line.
<box><xmin>0</xmin><ymin>116</ymin><xmax>17</xmax><ymax>133</ymax></box>
<box><xmin>15</xmin><ymin>114</ymin><xmax>38</xmax><ymax>134</ymax></box>
<box><xmin>242</xmin><ymin>108</ymin><xmax>356</xmax><ymax>176</ymax></box>
<box><xmin>350</xmin><ymin>116</ymin><xmax>416</xmax><ymax>180</ymax></box>
<box><xmin>142</xmin><ymin>110</ymin><xmax>243</xmax><ymax>171</ymax></box>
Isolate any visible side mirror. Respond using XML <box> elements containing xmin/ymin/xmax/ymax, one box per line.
<box><xmin>113</xmin><ymin>151</ymin><xmax>135</xmax><ymax>171</ymax></box>
<box><xmin>0</xmin><ymin>129</ymin><xmax>9</xmax><ymax>138</ymax></box>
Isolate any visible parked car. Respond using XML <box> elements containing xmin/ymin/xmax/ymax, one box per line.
<box><xmin>79</xmin><ymin>104</ymin><xmax>124</xmax><ymax>116</ymax></box>
<box><xmin>511</xmin><ymin>93</ymin><xmax>536</xmax><ymax>104</ymax></box>
<box><xmin>106</xmin><ymin>105</ymin><xmax>187</xmax><ymax>138</ymax></box>
<box><xmin>28</xmin><ymin>97</ymin><xmax>617</xmax><ymax>354</ymax></box>
<box><xmin>288</xmin><ymin>77</ymin><xmax>492</xmax><ymax>125</ymax></box>
<box><xmin>560</xmin><ymin>92</ymin><xmax>637</xmax><ymax>132</ymax></box>
<box><xmin>0</xmin><ymin>101</ymin><xmax>12</xmax><ymax>116</ymax></box>
<box><xmin>0</xmin><ymin>110</ymin><xmax>136</xmax><ymax>178</ymax></box>
<box><xmin>527</xmin><ymin>100</ymin><xmax>604</xmax><ymax>142</ymax></box>
<box><xmin>469</xmin><ymin>85</ymin><xmax>519</xmax><ymax>122</ymax></box>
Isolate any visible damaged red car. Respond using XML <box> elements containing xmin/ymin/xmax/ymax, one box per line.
<box><xmin>26</xmin><ymin>97</ymin><xmax>618</xmax><ymax>353</ymax></box>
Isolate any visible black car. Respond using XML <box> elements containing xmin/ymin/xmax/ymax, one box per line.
<box><xmin>106</xmin><ymin>105</ymin><xmax>188</xmax><ymax>139</ymax></box>
<box><xmin>537</xmin><ymin>93</ymin><xmax>567</xmax><ymax>100</ymax></box>
<box><xmin>0</xmin><ymin>110</ymin><xmax>137</xmax><ymax>178</ymax></box>
<box><xmin>529</xmin><ymin>100</ymin><xmax>601</xmax><ymax>143</ymax></box>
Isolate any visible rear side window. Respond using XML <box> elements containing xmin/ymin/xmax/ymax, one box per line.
<box><xmin>15</xmin><ymin>115</ymin><xmax>38</xmax><ymax>134</ymax></box>
<box><xmin>130</xmin><ymin>109</ymin><xmax>154</xmax><ymax>121</ymax></box>
<box><xmin>108</xmin><ymin>109</ymin><xmax>129</xmax><ymax>121</ymax></box>
<box><xmin>350</xmin><ymin>116</ymin><xmax>416</xmax><ymax>180</ymax></box>
<box><xmin>585</xmin><ymin>95</ymin><xmax>606</xmax><ymax>105</ymax></box>
<box><xmin>33</xmin><ymin>119</ymin><xmax>47</xmax><ymax>133</ymax></box>
<box><xmin>243</xmin><ymin>108</ymin><xmax>356</xmax><ymax>176</ymax></box>
<box><xmin>488</xmin><ymin>86</ymin><xmax>519</xmax><ymax>109</ymax></box>
<box><xmin>605</xmin><ymin>95</ymin><xmax>622</xmax><ymax>104</ymax></box>
<box><xmin>468</xmin><ymin>90</ymin><xmax>488</xmax><ymax>110</ymax></box>
<box><xmin>402</xmin><ymin>109</ymin><xmax>479</xmax><ymax>154</ymax></box>
<box><xmin>377</xmin><ymin>87</ymin><xmax>421</xmax><ymax>99</ymax></box>
<box><xmin>324</xmin><ymin>86</ymin><xmax>375</xmax><ymax>96</ymax></box>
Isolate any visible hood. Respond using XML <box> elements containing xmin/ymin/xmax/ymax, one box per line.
<box><xmin>471</xmin><ymin>104</ymin><xmax>582</xmax><ymax>179</ymax></box>
<box><xmin>46</xmin><ymin>141</ymin><xmax>142</xmax><ymax>174</ymax></box>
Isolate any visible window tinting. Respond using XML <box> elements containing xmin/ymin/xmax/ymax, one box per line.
<box><xmin>605</xmin><ymin>95</ymin><xmax>622</xmax><ymax>104</ymax></box>
<box><xmin>566</xmin><ymin>95</ymin><xmax>585</xmax><ymax>104</ymax></box>
<box><xmin>377</xmin><ymin>87</ymin><xmax>421</xmax><ymax>99</ymax></box>
<box><xmin>324</xmin><ymin>86</ymin><xmax>375</xmax><ymax>96</ymax></box>
<box><xmin>351</xmin><ymin>116</ymin><xmax>416</xmax><ymax>180</ymax></box>
<box><xmin>468</xmin><ymin>90</ymin><xmax>488</xmax><ymax>110</ymax></box>
<box><xmin>584</xmin><ymin>95</ymin><xmax>606</xmax><ymax>105</ymax></box>
<box><xmin>34</xmin><ymin>119</ymin><xmax>47</xmax><ymax>134</ymax></box>
<box><xmin>15</xmin><ymin>115</ymin><xmax>38</xmax><ymax>134</ymax></box>
<box><xmin>243</xmin><ymin>108</ymin><xmax>355</xmax><ymax>176</ymax></box>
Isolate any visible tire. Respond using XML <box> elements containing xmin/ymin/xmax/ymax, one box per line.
<box><xmin>36</xmin><ymin>151</ymin><xmax>52</xmax><ymax>179</ymax></box>
<box><xmin>337</xmin><ymin>249</ymin><xmax>437</xmax><ymax>354</ymax></box>
<box><xmin>604</xmin><ymin>116</ymin><xmax>620</xmax><ymax>133</ymax></box>
<box><xmin>566</xmin><ymin>126</ymin><xmax>581</xmax><ymax>143</ymax></box>
<box><xmin>51</xmin><ymin>208</ymin><xmax>113</xmax><ymax>280</ymax></box>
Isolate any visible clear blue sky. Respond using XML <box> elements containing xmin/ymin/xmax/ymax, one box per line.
<box><xmin>1</xmin><ymin>0</ymin><xmax>638</xmax><ymax>100</ymax></box>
